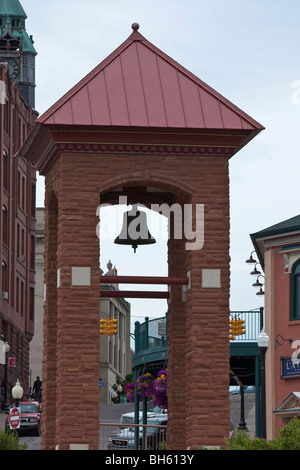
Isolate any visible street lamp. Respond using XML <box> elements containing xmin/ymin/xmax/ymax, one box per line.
<box><xmin>256</xmin><ymin>287</ymin><xmax>265</xmax><ymax>296</ymax></box>
<box><xmin>245</xmin><ymin>251</ymin><xmax>257</xmax><ymax>264</ymax></box>
<box><xmin>2</xmin><ymin>341</ymin><xmax>10</xmax><ymax>411</ymax></box>
<box><xmin>117</xmin><ymin>384</ymin><xmax>123</xmax><ymax>403</ymax></box>
<box><xmin>252</xmin><ymin>275</ymin><xmax>265</xmax><ymax>296</ymax></box>
<box><xmin>12</xmin><ymin>379</ymin><xmax>23</xmax><ymax>407</ymax></box>
<box><xmin>252</xmin><ymin>275</ymin><xmax>264</xmax><ymax>288</ymax></box>
<box><xmin>257</xmin><ymin>328</ymin><xmax>269</xmax><ymax>439</ymax></box>
<box><xmin>250</xmin><ymin>263</ymin><xmax>261</xmax><ymax>276</ymax></box>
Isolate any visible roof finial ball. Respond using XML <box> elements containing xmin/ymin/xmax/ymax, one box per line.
<box><xmin>132</xmin><ymin>23</ymin><xmax>140</xmax><ymax>31</ymax></box>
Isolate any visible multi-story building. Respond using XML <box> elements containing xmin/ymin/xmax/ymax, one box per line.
<box><xmin>30</xmin><ymin>208</ymin><xmax>133</xmax><ymax>404</ymax></box>
<box><xmin>251</xmin><ymin>214</ymin><xmax>300</xmax><ymax>438</ymax></box>
<box><xmin>0</xmin><ymin>0</ymin><xmax>37</xmax><ymax>406</ymax></box>
<box><xmin>100</xmin><ymin>262</ymin><xmax>133</xmax><ymax>404</ymax></box>
<box><xmin>28</xmin><ymin>208</ymin><xmax>44</xmax><ymax>386</ymax></box>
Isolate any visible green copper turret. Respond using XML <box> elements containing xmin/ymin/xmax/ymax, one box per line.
<box><xmin>0</xmin><ymin>0</ymin><xmax>37</xmax><ymax>109</ymax></box>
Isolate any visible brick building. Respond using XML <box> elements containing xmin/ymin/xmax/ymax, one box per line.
<box><xmin>0</xmin><ymin>0</ymin><xmax>37</xmax><ymax>406</ymax></box>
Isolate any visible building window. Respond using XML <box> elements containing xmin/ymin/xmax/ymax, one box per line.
<box><xmin>31</xmin><ymin>183</ymin><xmax>36</xmax><ymax>218</ymax></box>
<box><xmin>3</xmin><ymin>150</ymin><xmax>8</xmax><ymax>191</ymax></box>
<box><xmin>17</xmin><ymin>171</ymin><xmax>26</xmax><ymax>211</ymax></box>
<box><xmin>30</xmin><ymin>235</ymin><xmax>35</xmax><ymax>269</ymax></box>
<box><xmin>2</xmin><ymin>261</ymin><xmax>7</xmax><ymax>293</ymax></box>
<box><xmin>17</xmin><ymin>223</ymin><xmax>20</xmax><ymax>258</ymax></box>
<box><xmin>16</xmin><ymin>277</ymin><xmax>19</xmax><ymax>313</ymax></box>
<box><xmin>18</xmin><ymin>171</ymin><xmax>20</xmax><ymax>205</ymax></box>
<box><xmin>30</xmin><ymin>287</ymin><xmax>35</xmax><ymax>321</ymax></box>
<box><xmin>291</xmin><ymin>260</ymin><xmax>300</xmax><ymax>321</ymax></box>
<box><xmin>4</xmin><ymin>100</ymin><xmax>9</xmax><ymax>135</ymax></box>
<box><xmin>2</xmin><ymin>205</ymin><xmax>8</xmax><ymax>245</ymax></box>
<box><xmin>20</xmin><ymin>281</ymin><xmax>24</xmax><ymax>316</ymax></box>
<box><xmin>21</xmin><ymin>228</ymin><xmax>24</xmax><ymax>257</ymax></box>
<box><xmin>22</xmin><ymin>176</ymin><xmax>25</xmax><ymax>211</ymax></box>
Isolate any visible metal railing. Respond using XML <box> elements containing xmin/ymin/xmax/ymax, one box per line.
<box><xmin>134</xmin><ymin>315</ymin><xmax>167</xmax><ymax>354</ymax></box>
<box><xmin>134</xmin><ymin>308</ymin><xmax>264</xmax><ymax>352</ymax></box>
<box><xmin>100</xmin><ymin>422</ymin><xmax>167</xmax><ymax>451</ymax></box>
<box><xmin>230</xmin><ymin>308</ymin><xmax>264</xmax><ymax>342</ymax></box>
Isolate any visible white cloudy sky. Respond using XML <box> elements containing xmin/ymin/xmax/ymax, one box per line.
<box><xmin>21</xmin><ymin>0</ymin><xmax>300</xmax><ymax>328</ymax></box>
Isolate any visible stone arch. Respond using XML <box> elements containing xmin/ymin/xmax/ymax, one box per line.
<box><xmin>98</xmin><ymin>171</ymin><xmax>196</xmax><ymax>204</ymax></box>
<box><xmin>97</xmin><ymin>170</ymin><xmax>198</xmax><ymax>449</ymax></box>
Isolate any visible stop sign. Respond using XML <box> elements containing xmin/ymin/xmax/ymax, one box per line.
<box><xmin>9</xmin><ymin>407</ymin><xmax>20</xmax><ymax>430</ymax></box>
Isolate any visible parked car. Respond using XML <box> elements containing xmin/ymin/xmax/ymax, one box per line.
<box><xmin>108</xmin><ymin>419</ymin><xmax>167</xmax><ymax>450</ymax></box>
<box><xmin>5</xmin><ymin>401</ymin><xmax>42</xmax><ymax>436</ymax></box>
<box><xmin>120</xmin><ymin>405</ymin><xmax>167</xmax><ymax>425</ymax></box>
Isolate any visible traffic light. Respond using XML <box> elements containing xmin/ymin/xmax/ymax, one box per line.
<box><xmin>100</xmin><ymin>318</ymin><xmax>107</xmax><ymax>335</ymax></box>
<box><xmin>229</xmin><ymin>317</ymin><xmax>245</xmax><ymax>340</ymax></box>
<box><xmin>238</xmin><ymin>319</ymin><xmax>245</xmax><ymax>335</ymax></box>
<box><xmin>108</xmin><ymin>318</ymin><xmax>118</xmax><ymax>336</ymax></box>
<box><xmin>229</xmin><ymin>319</ymin><xmax>237</xmax><ymax>340</ymax></box>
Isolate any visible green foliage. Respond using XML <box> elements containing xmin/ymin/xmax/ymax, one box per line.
<box><xmin>225</xmin><ymin>417</ymin><xmax>300</xmax><ymax>450</ymax></box>
<box><xmin>275</xmin><ymin>417</ymin><xmax>300</xmax><ymax>450</ymax></box>
<box><xmin>0</xmin><ymin>431</ymin><xmax>28</xmax><ymax>450</ymax></box>
<box><xmin>159</xmin><ymin>439</ymin><xmax>167</xmax><ymax>450</ymax></box>
<box><xmin>225</xmin><ymin>432</ymin><xmax>272</xmax><ymax>450</ymax></box>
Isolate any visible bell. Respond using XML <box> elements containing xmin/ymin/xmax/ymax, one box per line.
<box><xmin>114</xmin><ymin>205</ymin><xmax>156</xmax><ymax>253</ymax></box>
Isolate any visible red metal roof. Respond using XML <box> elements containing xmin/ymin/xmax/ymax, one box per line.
<box><xmin>38</xmin><ymin>28</ymin><xmax>263</xmax><ymax>131</ymax></box>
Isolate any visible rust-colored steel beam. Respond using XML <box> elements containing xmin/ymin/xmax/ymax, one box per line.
<box><xmin>100</xmin><ymin>290</ymin><xmax>169</xmax><ymax>299</ymax></box>
<box><xmin>100</xmin><ymin>276</ymin><xmax>188</xmax><ymax>285</ymax></box>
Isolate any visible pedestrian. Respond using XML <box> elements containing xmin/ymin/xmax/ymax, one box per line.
<box><xmin>32</xmin><ymin>376</ymin><xmax>42</xmax><ymax>402</ymax></box>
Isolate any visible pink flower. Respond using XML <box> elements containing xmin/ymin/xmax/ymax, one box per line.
<box><xmin>125</xmin><ymin>369</ymin><xmax>168</xmax><ymax>409</ymax></box>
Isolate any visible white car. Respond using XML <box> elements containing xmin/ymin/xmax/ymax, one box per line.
<box><xmin>120</xmin><ymin>406</ymin><xmax>167</xmax><ymax>425</ymax></box>
<box><xmin>108</xmin><ymin>418</ymin><xmax>167</xmax><ymax>450</ymax></box>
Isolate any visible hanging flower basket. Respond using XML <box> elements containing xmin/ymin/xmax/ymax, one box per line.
<box><xmin>125</xmin><ymin>369</ymin><xmax>168</xmax><ymax>409</ymax></box>
<box><xmin>137</xmin><ymin>372</ymin><xmax>155</xmax><ymax>399</ymax></box>
<box><xmin>153</xmin><ymin>369</ymin><xmax>168</xmax><ymax>409</ymax></box>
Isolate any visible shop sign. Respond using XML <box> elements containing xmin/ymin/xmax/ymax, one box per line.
<box><xmin>281</xmin><ymin>356</ymin><xmax>300</xmax><ymax>379</ymax></box>
<box><xmin>158</xmin><ymin>322</ymin><xmax>166</xmax><ymax>336</ymax></box>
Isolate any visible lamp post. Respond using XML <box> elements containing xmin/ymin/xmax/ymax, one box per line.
<box><xmin>12</xmin><ymin>379</ymin><xmax>23</xmax><ymax>407</ymax></box>
<box><xmin>2</xmin><ymin>341</ymin><xmax>10</xmax><ymax>411</ymax></box>
<box><xmin>238</xmin><ymin>385</ymin><xmax>247</xmax><ymax>431</ymax></box>
<box><xmin>257</xmin><ymin>328</ymin><xmax>269</xmax><ymax>439</ymax></box>
<box><xmin>116</xmin><ymin>384</ymin><xmax>123</xmax><ymax>403</ymax></box>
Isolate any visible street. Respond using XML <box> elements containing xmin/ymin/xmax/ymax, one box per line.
<box><xmin>8</xmin><ymin>395</ymin><xmax>255</xmax><ymax>450</ymax></box>
<box><xmin>19</xmin><ymin>435</ymin><xmax>41</xmax><ymax>450</ymax></box>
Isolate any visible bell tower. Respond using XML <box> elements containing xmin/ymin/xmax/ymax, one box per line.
<box><xmin>19</xmin><ymin>25</ymin><xmax>264</xmax><ymax>450</ymax></box>
<box><xmin>0</xmin><ymin>0</ymin><xmax>37</xmax><ymax>109</ymax></box>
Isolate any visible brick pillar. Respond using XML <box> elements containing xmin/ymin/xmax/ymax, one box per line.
<box><xmin>54</xmin><ymin>189</ymin><xmax>100</xmax><ymax>450</ymax></box>
<box><xmin>167</xmin><ymin>235</ymin><xmax>187</xmax><ymax>449</ymax></box>
<box><xmin>185</xmin><ymin>163</ymin><xmax>231</xmax><ymax>449</ymax></box>
<box><xmin>41</xmin><ymin>192</ymin><xmax>58</xmax><ymax>450</ymax></box>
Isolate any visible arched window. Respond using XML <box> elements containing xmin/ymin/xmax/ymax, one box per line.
<box><xmin>291</xmin><ymin>260</ymin><xmax>300</xmax><ymax>321</ymax></box>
